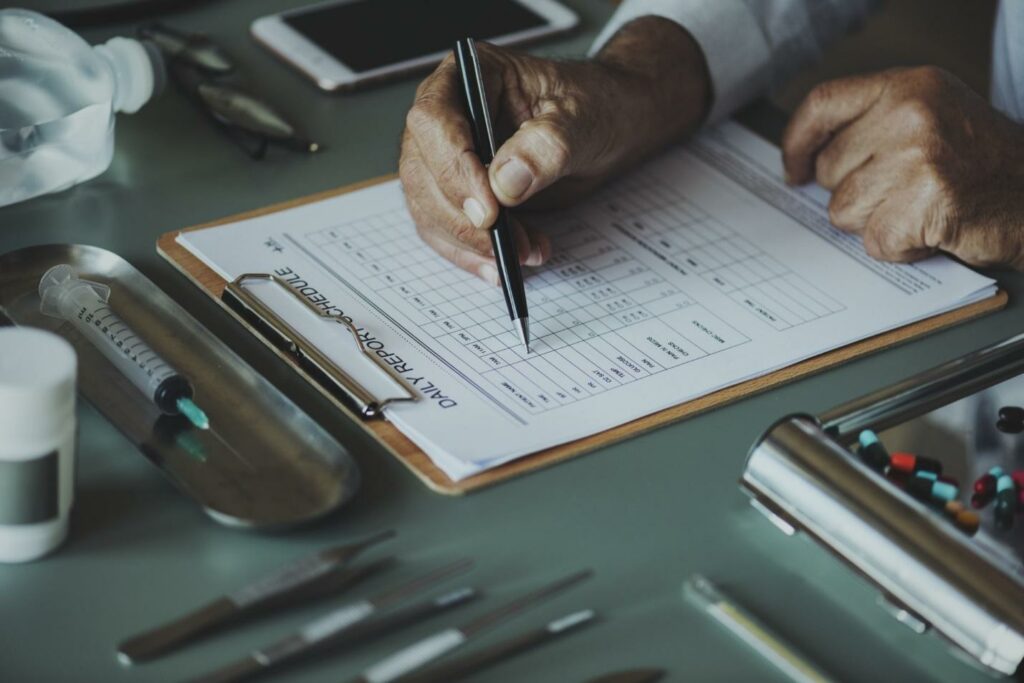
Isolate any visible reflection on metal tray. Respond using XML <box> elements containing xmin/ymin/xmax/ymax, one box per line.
<box><xmin>0</xmin><ymin>244</ymin><xmax>360</xmax><ymax>529</ymax></box>
<box><xmin>742</xmin><ymin>333</ymin><xmax>1024</xmax><ymax>677</ymax></box>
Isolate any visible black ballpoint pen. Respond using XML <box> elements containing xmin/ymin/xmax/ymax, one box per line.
<box><xmin>454</xmin><ymin>37</ymin><xmax>531</xmax><ymax>352</ymax></box>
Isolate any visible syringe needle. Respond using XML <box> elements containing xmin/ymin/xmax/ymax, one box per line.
<box><xmin>176</xmin><ymin>398</ymin><xmax>210</xmax><ymax>431</ymax></box>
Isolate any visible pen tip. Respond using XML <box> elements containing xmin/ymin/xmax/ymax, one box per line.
<box><xmin>516</xmin><ymin>317</ymin><xmax>530</xmax><ymax>353</ymax></box>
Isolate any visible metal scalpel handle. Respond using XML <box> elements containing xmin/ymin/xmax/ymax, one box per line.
<box><xmin>118</xmin><ymin>598</ymin><xmax>237</xmax><ymax>665</ymax></box>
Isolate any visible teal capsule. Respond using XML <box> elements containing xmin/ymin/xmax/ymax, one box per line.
<box><xmin>857</xmin><ymin>430</ymin><xmax>889</xmax><ymax>472</ymax></box>
<box><xmin>931</xmin><ymin>481</ymin><xmax>959</xmax><ymax>502</ymax></box>
<box><xmin>994</xmin><ymin>474</ymin><xmax>1017</xmax><ymax>530</ymax></box>
<box><xmin>916</xmin><ymin>471</ymin><xmax>938</xmax><ymax>481</ymax></box>
<box><xmin>908</xmin><ymin>473</ymin><xmax>958</xmax><ymax>503</ymax></box>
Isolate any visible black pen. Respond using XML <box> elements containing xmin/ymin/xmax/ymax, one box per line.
<box><xmin>454</xmin><ymin>38</ymin><xmax>531</xmax><ymax>352</ymax></box>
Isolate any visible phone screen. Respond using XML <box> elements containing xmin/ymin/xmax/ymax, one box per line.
<box><xmin>284</xmin><ymin>0</ymin><xmax>548</xmax><ymax>73</ymax></box>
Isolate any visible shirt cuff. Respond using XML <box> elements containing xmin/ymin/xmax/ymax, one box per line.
<box><xmin>590</xmin><ymin>0</ymin><xmax>772</xmax><ymax>123</ymax></box>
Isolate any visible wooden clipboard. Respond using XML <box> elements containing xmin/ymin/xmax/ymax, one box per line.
<box><xmin>158</xmin><ymin>175</ymin><xmax>1008</xmax><ymax>495</ymax></box>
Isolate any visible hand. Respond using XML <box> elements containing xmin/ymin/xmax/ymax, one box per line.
<box><xmin>783</xmin><ymin>66</ymin><xmax>1024</xmax><ymax>269</ymax></box>
<box><xmin>399</xmin><ymin>17</ymin><xmax>710</xmax><ymax>283</ymax></box>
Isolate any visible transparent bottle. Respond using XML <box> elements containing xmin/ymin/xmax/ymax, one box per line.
<box><xmin>0</xmin><ymin>9</ymin><xmax>165</xmax><ymax>208</ymax></box>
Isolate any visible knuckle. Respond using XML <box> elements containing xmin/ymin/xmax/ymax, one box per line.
<box><xmin>862</xmin><ymin>232</ymin><xmax>883</xmax><ymax>260</ymax></box>
<box><xmin>909</xmin><ymin>65</ymin><xmax>948</xmax><ymax>92</ymax></box>
<box><xmin>914</xmin><ymin>164</ymin><xmax>955</xmax><ymax>214</ymax></box>
<box><xmin>901</xmin><ymin>144</ymin><xmax>934</xmax><ymax>173</ymax></box>
<box><xmin>896</xmin><ymin>98</ymin><xmax>938</xmax><ymax>132</ymax></box>
<box><xmin>828</xmin><ymin>191</ymin><xmax>854</xmax><ymax>227</ymax></box>
<box><xmin>435</xmin><ymin>151</ymin><xmax>472</xmax><ymax>192</ymax></box>
<box><xmin>398</xmin><ymin>150</ymin><xmax>428</xmax><ymax>189</ymax></box>
<box><xmin>408</xmin><ymin>89</ymin><xmax>450</xmax><ymax>125</ymax></box>
<box><xmin>922</xmin><ymin>188</ymin><xmax>959</xmax><ymax>247</ymax></box>
<box><xmin>405</xmin><ymin>103</ymin><xmax>434</xmax><ymax>135</ymax></box>
<box><xmin>814</xmin><ymin>148</ymin><xmax>837</xmax><ymax>188</ymax></box>
<box><xmin>916</xmin><ymin>163</ymin><xmax>944</xmax><ymax>193</ymax></box>
<box><xmin>556</xmin><ymin>89</ymin><xmax>587</xmax><ymax>120</ymax></box>
<box><xmin>449</xmin><ymin>218</ymin><xmax>482</xmax><ymax>248</ymax></box>
<box><xmin>868</xmin><ymin>220</ymin><xmax>912</xmax><ymax>261</ymax></box>
<box><xmin>863</xmin><ymin>218</ymin><xmax>891</xmax><ymax>258</ymax></box>
<box><xmin>398</xmin><ymin>158</ymin><xmax>421</xmax><ymax>192</ymax></box>
<box><xmin>806</xmin><ymin>80</ymin><xmax>840</xmax><ymax>113</ymax></box>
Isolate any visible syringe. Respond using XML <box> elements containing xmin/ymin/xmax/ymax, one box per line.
<box><xmin>39</xmin><ymin>265</ymin><xmax>210</xmax><ymax>430</ymax></box>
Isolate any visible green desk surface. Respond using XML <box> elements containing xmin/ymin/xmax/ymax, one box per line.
<box><xmin>2</xmin><ymin>2</ymin><xmax>1022</xmax><ymax>681</ymax></box>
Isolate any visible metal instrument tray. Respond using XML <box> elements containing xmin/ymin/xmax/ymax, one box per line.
<box><xmin>742</xmin><ymin>333</ymin><xmax>1024</xmax><ymax>676</ymax></box>
<box><xmin>0</xmin><ymin>244</ymin><xmax>360</xmax><ymax>529</ymax></box>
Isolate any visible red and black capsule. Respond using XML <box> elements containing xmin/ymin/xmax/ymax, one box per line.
<box><xmin>889</xmin><ymin>452</ymin><xmax>942</xmax><ymax>476</ymax></box>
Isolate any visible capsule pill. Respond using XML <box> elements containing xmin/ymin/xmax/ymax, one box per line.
<box><xmin>889</xmin><ymin>451</ymin><xmax>942</xmax><ymax>475</ymax></box>
<box><xmin>971</xmin><ymin>467</ymin><xmax>1004</xmax><ymax>508</ymax></box>
<box><xmin>857</xmin><ymin>430</ymin><xmax>889</xmax><ymax>472</ymax></box>
<box><xmin>907</xmin><ymin>474</ymin><xmax>958</xmax><ymax>504</ymax></box>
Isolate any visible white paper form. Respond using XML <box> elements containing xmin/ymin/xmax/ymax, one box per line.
<box><xmin>179</xmin><ymin>122</ymin><xmax>997</xmax><ymax>481</ymax></box>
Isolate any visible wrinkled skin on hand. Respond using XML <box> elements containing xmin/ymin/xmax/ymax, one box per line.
<box><xmin>398</xmin><ymin>18</ymin><xmax>711</xmax><ymax>283</ymax></box>
<box><xmin>783</xmin><ymin>66</ymin><xmax>1024</xmax><ymax>269</ymax></box>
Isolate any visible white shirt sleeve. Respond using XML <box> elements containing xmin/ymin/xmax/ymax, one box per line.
<box><xmin>591</xmin><ymin>0</ymin><xmax>878</xmax><ymax>123</ymax></box>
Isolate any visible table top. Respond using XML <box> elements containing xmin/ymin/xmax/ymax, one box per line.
<box><xmin>2</xmin><ymin>2</ymin><xmax>1023</xmax><ymax>681</ymax></box>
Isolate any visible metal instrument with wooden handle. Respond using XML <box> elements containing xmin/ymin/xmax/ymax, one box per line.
<box><xmin>117</xmin><ymin>530</ymin><xmax>394</xmax><ymax>663</ymax></box>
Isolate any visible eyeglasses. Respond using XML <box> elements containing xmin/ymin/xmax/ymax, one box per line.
<box><xmin>139</xmin><ymin>23</ymin><xmax>322</xmax><ymax>160</ymax></box>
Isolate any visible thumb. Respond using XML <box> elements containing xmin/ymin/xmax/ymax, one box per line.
<box><xmin>489</xmin><ymin>111</ymin><xmax>590</xmax><ymax>207</ymax></box>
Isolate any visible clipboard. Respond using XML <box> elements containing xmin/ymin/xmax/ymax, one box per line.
<box><xmin>157</xmin><ymin>175</ymin><xmax>1009</xmax><ymax>495</ymax></box>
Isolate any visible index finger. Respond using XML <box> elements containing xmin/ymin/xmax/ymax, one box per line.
<box><xmin>405</xmin><ymin>52</ymin><xmax>504</xmax><ymax>228</ymax></box>
<box><xmin>782</xmin><ymin>73</ymin><xmax>887</xmax><ymax>185</ymax></box>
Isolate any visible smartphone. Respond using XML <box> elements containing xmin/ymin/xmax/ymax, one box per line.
<box><xmin>251</xmin><ymin>0</ymin><xmax>579</xmax><ymax>91</ymax></box>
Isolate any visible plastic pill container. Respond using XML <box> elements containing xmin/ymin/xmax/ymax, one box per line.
<box><xmin>0</xmin><ymin>327</ymin><xmax>77</xmax><ymax>562</ymax></box>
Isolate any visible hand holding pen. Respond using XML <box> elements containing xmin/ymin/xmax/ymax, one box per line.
<box><xmin>400</xmin><ymin>41</ymin><xmax>553</xmax><ymax>284</ymax></box>
<box><xmin>398</xmin><ymin>23</ymin><xmax>710</xmax><ymax>284</ymax></box>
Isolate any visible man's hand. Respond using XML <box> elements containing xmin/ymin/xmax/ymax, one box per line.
<box><xmin>399</xmin><ymin>17</ymin><xmax>710</xmax><ymax>283</ymax></box>
<box><xmin>783</xmin><ymin>66</ymin><xmax>1024</xmax><ymax>269</ymax></box>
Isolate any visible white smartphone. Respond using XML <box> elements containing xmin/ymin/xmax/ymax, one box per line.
<box><xmin>251</xmin><ymin>0</ymin><xmax>579</xmax><ymax>91</ymax></box>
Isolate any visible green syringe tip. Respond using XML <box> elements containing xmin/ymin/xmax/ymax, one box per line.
<box><xmin>176</xmin><ymin>398</ymin><xmax>210</xmax><ymax>430</ymax></box>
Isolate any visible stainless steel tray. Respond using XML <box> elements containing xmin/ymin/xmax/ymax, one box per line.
<box><xmin>742</xmin><ymin>334</ymin><xmax>1024</xmax><ymax>676</ymax></box>
<box><xmin>0</xmin><ymin>244</ymin><xmax>360</xmax><ymax>529</ymax></box>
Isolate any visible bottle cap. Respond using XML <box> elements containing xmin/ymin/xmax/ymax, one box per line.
<box><xmin>0</xmin><ymin>328</ymin><xmax>76</xmax><ymax>454</ymax></box>
<box><xmin>0</xmin><ymin>327</ymin><xmax>76</xmax><ymax>563</ymax></box>
<box><xmin>94</xmin><ymin>36</ymin><xmax>166</xmax><ymax>114</ymax></box>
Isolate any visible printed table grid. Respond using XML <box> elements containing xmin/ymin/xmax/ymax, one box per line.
<box><xmin>604</xmin><ymin>167</ymin><xmax>846</xmax><ymax>331</ymax></box>
<box><xmin>301</xmin><ymin>160</ymin><xmax>849</xmax><ymax>413</ymax></box>
<box><xmin>303</xmin><ymin>205</ymin><xmax>752</xmax><ymax>414</ymax></box>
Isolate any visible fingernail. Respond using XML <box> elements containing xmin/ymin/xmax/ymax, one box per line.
<box><xmin>463</xmin><ymin>197</ymin><xmax>486</xmax><ymax>228</ymax></box>
<box><xmin>495</xmin><ymin>158</ymin><xmax>532</xmax><ymax>200</ymax></box>
<box><xmin>478</xmin><ymin>263</ymin><xmax>499</xmax><ymax>286</ymax></box>
<box><xmin>525</xmin><ymin>245</ymin><xmax>543</xmax><ymax>266</ymax></box>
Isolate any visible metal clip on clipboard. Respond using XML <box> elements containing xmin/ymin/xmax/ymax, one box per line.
<box><xmin>222</xmin><ymin>273</ymin><xmax>416</xmax><ymax>418</ymax></box>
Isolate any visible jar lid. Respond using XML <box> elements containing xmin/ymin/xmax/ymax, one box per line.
<box><xmin>0</xmin><ymin>328</ymin><xmax>76</xmax><ymax>442</ymax></box>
